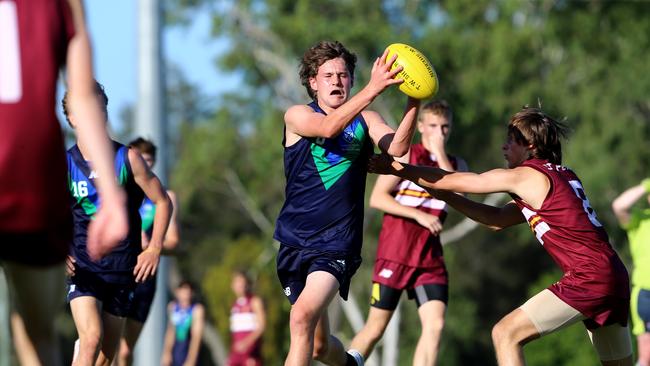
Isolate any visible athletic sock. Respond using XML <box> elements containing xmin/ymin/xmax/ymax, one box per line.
<box><xmin>346</xmin><ymin>349</ymin><xmax>364</xmax><ymax>366</ymax></box>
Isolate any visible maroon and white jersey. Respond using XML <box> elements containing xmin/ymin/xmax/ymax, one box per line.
<box><xmin>229</xmin><ymin>295</ymin><xmax>262</xmax><ymax>358</ymax></box>
<box><xmin>0</xmin><ymin>0</ymin><xmax>75</xmax><ymax>234</ymax></box>
<box><xmin>512</xmin><ymin>159</ymin><xmax>629</xmax><ymax>326</ymax></box>
<box><xmin>376</xmin><ymin>143</ymin><xmax>467</xmax><ymax>269</ymax></box>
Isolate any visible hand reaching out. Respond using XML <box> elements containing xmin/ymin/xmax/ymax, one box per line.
<box><xmin>368</xmin><ymin>153</ymin><xmax>399</xmax><ymax>175</ymax></box>
<box><xmin>365</xmin><ymin>49</ymin><xmax>404</xmax><ymax>96</ymax></box>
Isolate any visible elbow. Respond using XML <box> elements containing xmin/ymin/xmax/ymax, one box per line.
<box><xmin>386</xmin><ymin>146</ymin><xmax>409</xmax><ymax>158</ymax></box>
<box><xmin>163</xmin><ymin>236</ymin><xmax>179</xmax><ymax>251</ymax></box>
<box><xmin>369</xmin><ymin>195</ymin><xmax>381</xmax><ymax>210</ymax></box>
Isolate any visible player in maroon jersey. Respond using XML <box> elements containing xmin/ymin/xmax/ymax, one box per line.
<box><xmin>350</xmin><ymin>100</ymin><xmax>467</xmax><ymax>365</ymax></box>
<box><xmin>227</xmin><ymin>270</ymin><xmax>266</xmax><ymax>366</ymax></box>
<box><xmin>368</xmin><ymin>106</ymin><xmax>633</xmax><ymax>366</ymax></box>
<box><xmin>0</xmin><ymin>0</ymin><xmax>127</xmax><ymax>364</ymax></box>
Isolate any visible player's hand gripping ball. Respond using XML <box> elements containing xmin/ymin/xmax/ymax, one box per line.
<box><xmin>386</xmin><ymin>43</ymin><xmax>438</xmax><ymax>100</ymax></box>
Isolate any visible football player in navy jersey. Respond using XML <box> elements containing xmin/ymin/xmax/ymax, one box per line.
<box><xmin>114</xmin><ymin>137</ymin><xmax>181</xmax><ymax>366</ymax></box>
<box><xmin>369</xmin><ymin>106</ymin><xmax>633</xmax><ymax>366</ymax></box>
<box><xmin>1</xmin><ymin>0</ymin><xmax>127</xmax><ymax>364</ymax></box>
<box><xmin>274</xmin><ymin>40</ymin><xmax>421</xmax><ymax>366</ymax></box>
<box><xmin>62</xmin><ymin>82</ymin><xmax>172</xmax><ymax>366</ymax></box>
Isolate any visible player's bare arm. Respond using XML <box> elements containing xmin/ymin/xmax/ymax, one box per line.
<box><xmin>162</xmin><ymin>190</ymin><xmax>180</xmax><ymax>251</ymax></box>
<box><xmin>612</xmin><ymin>182</ymin><xmax>648</xmax><ymax>226</ymax></box>
<box><xmin>370</xmin><ymin>154</ymin><xmax>549</xmax><ymax>207</ymax></box>
<box><xmin>365</xmin><ymin>96</ymin><xmax>420</xmax><ymax>157</ymax></box>
<box><xmin>66</xmin><ymin>0</ymin><xmax>128</xmax><ymax>260</ymax></box>
<box><xmin>433</xmin><ymin>190</ymin><xmax>525</xmax><ymax>230</ymax></box>
<box><xmin>284</xmin><ymin>49</ymin><xmax>403</xmax><ymax>144</ymax></box>
<box><xmin>370</xmin><ymin>154</ymin><xmax>443</xmax><ymax>234</ymax></box>
<box><xmin>129</xmin><ymin>149</ymin><xmax>172</xmax><ymax>282</ymax></box>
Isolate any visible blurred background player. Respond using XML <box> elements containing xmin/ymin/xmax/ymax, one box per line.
<box><xmin>612</xmin><ymin>179</ymin><xmax>650</xmax><ymax>366</ymax></box>
<box><xmin>274</xmin><ymin>40</ymin><xmax>420</xmax><ymax>366</ymax></box>
<box><xmin>113</xmin><ymin>137</ymin><xmax>181</xmax><ymax>366</ymax></box>
<box><xmin>162</xmin><ymin>280</ymin><xmax>206</xmax><ymax>366</ymax></box>
<box><xmin>350</xmin><ymin>100</ymin><xmax>467</xmax><ymax>365</ymax></box>
<box><xmin>0</xmin><ymin>0</ymin><xmax>127</xmax><ymax>364</ymax></box>
<box><xmin>227</xmin><ymin>270</ymin><xmax>266</xmax><ymax>366</ymax></box>
<box><xmin>63</xmin><ymin>82</ymin><xmax>172</xmax><ymax>366</ymax></box>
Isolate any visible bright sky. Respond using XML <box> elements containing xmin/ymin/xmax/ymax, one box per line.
<box><xmin>84</xmin><ymin>0</ymin><xmax>233</xmax><ymax>131</ymax></box>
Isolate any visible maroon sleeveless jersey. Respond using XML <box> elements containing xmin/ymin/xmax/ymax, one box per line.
<box><xmin>376</xmin><ymin>144</ymin><xmax>465</xmax><ymax>269</ymax></box>
<box><xmin>0</xmin><ymin>0</ymin><xmax>75</xmax><ymax>235</ymax></box>
<box><xmin>229</xmin><ymin>295</ymin><xmax>262</xmax><ymax>363</ymax></box>
<box><xmin>513</xmin><ymin>159</ymin><xmax>630</xmax><ymax>326</ymax></box>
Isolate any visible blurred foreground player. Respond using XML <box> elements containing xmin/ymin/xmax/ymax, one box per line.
<box><xmin>0</xmin><ymin>0</ymin><xmax>127</xmax><ymax>364</ymax></box>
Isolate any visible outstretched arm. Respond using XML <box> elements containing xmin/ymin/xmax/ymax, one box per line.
<box><xmin>369</xmin><ymin>153</ymin><xmax>443</xmax><ymax>234</ymax></box>
<box><xmin>368</xmin><ymin>153</ymin><xmax>549</xmax><ymax>209</ymax></box>
<box><xmin>66</xmin><ymin>0</ymin><xmax>127</xmax><ymax>260</ymax></box>
<box><xmin>612</xmin><ymin>179</ymin><xmax>650</xmax><ymax>226</ymax></box>
<box><xmin>285</xmin><ymin>49</ymin><xmax>403</xmax><ymax>141</ymax></box>
<box><xmin>367</xmin><ymin>96</ymin><xmax>421</xmax><ymax>157</ymax></box>
<box><xmin>432</xmin><ymin>190</ymin><xmax>525</xmax><ymax>230</ymax></box>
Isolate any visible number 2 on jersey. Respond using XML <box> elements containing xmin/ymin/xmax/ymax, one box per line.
<box><xmin>0</xmin><ymin>1</ymin><xmax>23</xmax><ymax>103</ymax></box>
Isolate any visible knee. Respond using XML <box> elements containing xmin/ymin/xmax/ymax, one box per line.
<box><xmin>119</xmin><ymin>342</ymin><xmax>132</xmax><ymax>361</ymax></box>
<box><xmin>289</xmin><ymin>305</ymin><xmax>318</xmax><ymax>334</ymax></box>
<box><xmin>312</xmin><ymin>336</ymin><xmax>330</xmax><ymax>361</ymax></box>
<box><xmin>491</xmin><ymin>319</ymin><xmax>514</xmax><ymax>347</ymax></box>
<box><xmin>79</xmin><ymin>331</ymin><xmax>102</xmax><ymax>354</ymax></box>
<box><xmin>423</xmin><ymin>318</ymin><xmax>445</xmax><ymax>338</ymax></box>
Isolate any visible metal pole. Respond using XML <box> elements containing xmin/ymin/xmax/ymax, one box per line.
<box><xmin>0</xmin><ymin>267</ymin><xmax>10</xmax><ymax>366</ymax></box>
<box><xmin>133</xmin><ymin>0</ymin><xmax>168</xmax><ymax>364</ymax></box>
<box><xmin>382</xmin><ymin>301</ymin><xmax>400</xmax><ymax>366</ymax></box>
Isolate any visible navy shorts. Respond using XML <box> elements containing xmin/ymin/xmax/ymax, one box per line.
<box><xmin>66</xmin><ymin>269</ymin><xmax>135</xmax><ymax>317</ymax></box>
<box><xmin>276</xmin><ymin>244</ymin><xmax>361</xmax><ymax>304</ymax></box>
<box><xmin>127</xmin><ymin>275</ymin><xmax>157</xmax><ymax>323</ymax></box>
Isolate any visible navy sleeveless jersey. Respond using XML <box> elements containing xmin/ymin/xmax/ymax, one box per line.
<box><xmin>274</xmin><ymin>102</ymin><xmax>372</xmax><ymax>255</ymax></box>
<box><xmin>67</xmin><ymin>142</ymin><xmax>144</xmax><ymax>283</ymax></box>
<box><xmin>139</xmin><ymin>196</ymin><xmax>155</xmax><ymax>240</ymax></box>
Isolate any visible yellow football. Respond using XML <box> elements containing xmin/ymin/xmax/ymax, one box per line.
<box><xmin>386</xmin><ymin>43</ymin><xmax>438</xmax><ymax>100</ymax></box>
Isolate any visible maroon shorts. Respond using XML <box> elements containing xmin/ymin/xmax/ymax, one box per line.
<box><xmin>227</xmin><ymin>353</ymin><xmax>262</xmax><ymax>366</ymax></box>
<box><xmin>550</xmin><ymin>281</ymin><xmax>630</xmax><ymax>329</ymax></box>
<box><xmin>372</xmin><ymin>259</ymin><xmax>447</xmax><ymax>290</ymax></box>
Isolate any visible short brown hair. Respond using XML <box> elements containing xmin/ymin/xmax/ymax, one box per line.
<box><xmin>508</xmin><ymin>106</ymin><xmax>569</xmax><ymax>165</ymax></box>
<box><xmin>420</xmin><ymin>100</ymin><xmax>453</xmax><ymax>122</ymax></box>
<box><xmin>299</xmin><ymin>40</ymin><xmax>357</xmax><ymax>100</ymax></box>
<box><xmin>129</xmin><ymin>137</ymin><xmax>157</xmax><ymax>160</ymax></box>
<box><xmin>61</xmin><ymin>80</ymin><xmax>108</xmax><ymax>126</ymax></box>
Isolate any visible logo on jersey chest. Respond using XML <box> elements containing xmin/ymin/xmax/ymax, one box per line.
<box><xmin>311</xmin><ymin>119</ymin><xmax>366</xmax><ymax>190</ymax></box>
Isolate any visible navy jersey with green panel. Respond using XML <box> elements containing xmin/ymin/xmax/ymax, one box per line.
<box><xmin>67</xmin><ymin>142</ymin><xmax>144</xmax><ymax>284</ymax></box>
<box><xmin>274</xmin><ymin>101</ymin><xmax>373</xmax><ymax>256</ymax></box>
<box><xmin>139</xmin><ymin>196</ymin><xmax>155</xmax><ymax>240</ymax></box>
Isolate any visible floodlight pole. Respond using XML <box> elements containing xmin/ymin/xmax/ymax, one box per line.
<box><xmin>133</xmin><ymin>0</ymin><xmax>168</xmax><ymax>364</ymax></box>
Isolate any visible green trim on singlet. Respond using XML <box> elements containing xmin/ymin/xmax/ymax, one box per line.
<box><xmin>310</xmin><ymin>121</ymin><xmax>365</xmax><ymax>190</ymax></box>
